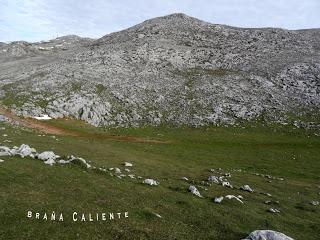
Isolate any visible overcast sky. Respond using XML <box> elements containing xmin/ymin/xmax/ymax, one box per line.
<box><xmin>0</xmin><ymin>0</ymin><xmax>319</xmax><ymax>42</ymax></box>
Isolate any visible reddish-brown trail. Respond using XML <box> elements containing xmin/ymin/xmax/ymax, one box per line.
<box><xmin>0</xmin><ymin>106</ymin><xmax>169</xmax><ymax>144</ymax></box>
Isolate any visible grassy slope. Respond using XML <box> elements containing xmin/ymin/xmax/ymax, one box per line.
<box><xmin>0</xmin><ymin>120</ymin><xmax>319</xmax><ymax>240</ymax></box>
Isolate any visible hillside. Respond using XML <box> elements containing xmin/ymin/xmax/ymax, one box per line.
<box><xmin>0</xmin><ymin>13</ymin><xmax>319</xmax><ymax>128</ymax></box>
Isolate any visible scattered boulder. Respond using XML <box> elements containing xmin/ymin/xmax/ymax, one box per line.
<box><xmin>213</xmin><ymin>196</ymin><xmax>224</xmax><ymax>203</ymax></box>
<box><xmin>37</xmin><ymin>151</ymin><xmax>59</xmax><ymax>161</ymax></box>
<box><xmin>44</xmin><ymin>159</ymin><xmax>55</xmax><ymax>166</ymax></box>
<box><xmin>188</xmin><ymin>185</ymin><xmax>202</xmax><ymax>198</ymax></box>
<box><xmin>222</xmin><ymin>181</ymin><xmax>233</xmax><ymax>188</ymax></box>
<box><xmin>181</xmin><ymin>177</ymin><xmax>189</xmax><ymax>181</ymax></box>
<box><xmin>243</xmin><ymin>230</ymin><xmax>294</xmax><ymax>240</ymax></box>
<box><xmin>0</xmin><ymin>146</ymin><xmax>11</xmax><ymax>156</ymax></box>
<box><xmin>0</xmin><ymin>159</ymin><xmax>4</xmax><ymax>163</ymax></box>
<box><xmin>153</xmin><ymin>213</ymin><xmax>162</xmax><ymax>218</ymax></box>
<box><xmin>310</xmin><ymin>201</ymin><xmax>319</xmax><ymax>206</ymax></box>
<box><xmin>143</xmin><ymin>179</ymin><xmax>159</xmax><ymax>186</ymax></box>
<box><xmin>208</xmin><ymin>176</ymin><xmax>219</xmax><ymax>184</ymax></box>
<box><xmin>16</xmin><ymin>144</ymin><xmax>34</xmax><ymax>157</ymax></box>
<box><xmin>241</xmin><ymin>185</ymin><xmax>254</xmax><ymax>193</ymax></box>
<box><xmin>268</xmin><ymin>208</ymin><xmax>280</xmax><ymax>213</ymax></box>
<box><xmin>124</xmin><ymin>162</ymin><xmax>133</xmax><ymax>167</ymax></box>
<box><xmin>225</xmin><ymin>195</ymin><xmax>244</xmax><ymax>204</ymax></box>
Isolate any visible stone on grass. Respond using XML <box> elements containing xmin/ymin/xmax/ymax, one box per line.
<box><xmin>243</xmin><ymin>230</ymin><xmax>294</xmax><ymax>240</ymax></box>
<box><xmin>124</xmin><ymin>162</ymin><xmax>133</xmax><ymax>167</ymax></box>
<box><xmin>0</xmin><ymin>146</ymin><xmax>11</xmax><ymax>156</ymax></box>
<box><xmin>37</xmin><ymin>151</ymin><xmax>59</xmax><ymax>161</ymax></box>
<box><xmin>225</xmin><ymin>195</ymin><xmax>243</xmax><ymax>204</ymax></box>
<box><xmin>188</xmin><ymin>185</ymin><xmax>202</xmax><ymax>198</ymax></box>
<box><xmin>208</xmin><ymin>176</ymin><xmax>219</xmax><ymax>184</ymax></box>
<box><xmin>181</xmin><ymin>177</ymin><xmax>189</xmax><ymax>181</ymax></box>
<box><xmin>213</xmin><ymin>196</ymin><xmax>224</xmax><ymax>203</ymax></box>
<box><xmin>143</xmin><ymin>179</ymin><xmax>159</xmax><ymax>186</ymax></box>
<box><xmin>0</xmin><ymin>159</ymin><xmax>4</xmax><ymax>163</ymax></box>
<box><xmin>44</xmin><ymin>158</ymin><xmax>55</xmax><ymax>166</ymax></box>
<box><xmin>268</xmin><ymin>208</ymin><xmax>280</xmax><ymax>213</ymax></box>
<box><xmin>241</xmin><ymin>185</ymin><xmax>254</xmax><ymax>193</ymax></box>
<box><xmin>222</xmin><ymin>181</ymin><xmax>233</xmax><ymax>188</ymax></box>
<box><xmin>153</xmin><ymin>213</ymin><xmax>162</xmax><ymax>218</ymax></box>
<box><xmin>310</xmin><ymin>201</ymin><xmax>319</xmax><ymax>206</ymax></box>
<box><xmin>16</xmin><ymin>144</ymin><xmax>35</xmax><ymax>157</ymax></box>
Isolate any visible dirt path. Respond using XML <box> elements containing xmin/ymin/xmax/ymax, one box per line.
<box><xmin>0</xmin><ymin>106</ymin><xmax>78</xmax><ymax>136</ymax></box>
<box><xmin>0</xmin><ymin>106</ymin><xmax>169</xmax><ymax>144</ymax></box>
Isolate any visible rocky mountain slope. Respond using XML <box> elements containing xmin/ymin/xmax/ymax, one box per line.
<box><xmin>0</xmin><ymin>13</ymin><xmax>319</xmax><ymax>128</ymax></box>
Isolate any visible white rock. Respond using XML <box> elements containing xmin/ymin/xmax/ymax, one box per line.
<box><xmin>34</xmin><ymin>115</ymin><xmax>52</xmax><ymax>120</ymax></box>
<box><xmin>153</xmin><ymin>213</ymin><xmax>162</xmax><ymax>218</ymax></box>
<box><xmin>268</xmin><ymin>208</ymin><xmax>280</xmax><ymax>213</ymax></box>
<box><xmin>124</xmin><ymin>162</ymin><xmax>133</xmax><ymax>167</ymax></box>
<box><xmin>225</xmin><ymin>195</ymin><xmax>244</xmax><ymax>204</ymax></box>
<box><xmin>243</xmin><ymin>230</ymin><xmax>294</xmax><ymax>240</ymax></box>
<box><xmin>58</xmin><ymin>159</ymin><xmax>72</xmax><ymax>164</ymax></box>
<box><xmin>310</xmin><ymin>201</ymin><xmax>319</xmax><ymax>206</ymax></box>
<box><xmin>0</xmin><ymin>159</ymin><xmax>4</xmax><ymax>163</ymax></box>
<box><xmin>214</xmin><ymin>196</ymin><xmax>224</xmax><ymax>203</ymax></box>
<box><xmin>143</xmin><ymin>179</ymin><xmax>159</xmax><ymax>186</ymax></box>
<box><xmin>181</xmin><ymin>177</ymin><xmax>189</xmax><ymax>181</ymax></box>
<box><xmin>222</xmin><ymin>181</ymin><xmax>233</xmax><ymax>188</ymax></box>
<box><xmin>241</xmin><ymin>184</ymin><xmax>254</xmax><ymax>193</ymax></box>
<box><xmin>124</xmin><ymin>168</ymin><xmax>131</xmax><ymax>172</ymax></box>
<box><xmin>114</xmin><ymin>167</ymin><xmax>121</xmax><ymax>174</ymax></box>
<box><xmin>37</xmin><ymin>151</ymin><xmax>59</xmax><ymax>161</ymax></box>
<box><xmin>208</xmin><ymin>176</ymin><xmax>219</xmax><ymax>184</ymax></box>
<box><xmin>44</xmin><ymin>158</ymin><xmax>55</xmax><ymax>165</ymax></box>
<box><xmin>188</xmin><ymin>185</ymin><xmax>202</xmax><ymax>198</ymax></box>
<box><xmin>17</xmin><ymin>144</ymin><xmax>33</xmax><ymax>157</ymax></box>
<box><xmin>128</xmin><ymin>174</ymin><xmax>135</xmax><ymax>179</ymax></box>
<box><xmin>74</xmin><ymin>157</ymin><xmax>91</xmax><ymax>168</ymax></box>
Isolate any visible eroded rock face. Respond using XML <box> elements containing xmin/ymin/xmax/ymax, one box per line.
<box><xmin>1</xmin><ymin>14</ymin><xmax>319</xmax><ymax>128</ymax></box>
<box><xmin>243</xmin><ymin>230</ymin><xmax>294</xmax><ymax>240</ymax></box>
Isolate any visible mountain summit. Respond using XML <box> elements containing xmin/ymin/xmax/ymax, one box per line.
<box><xmin>0</xmin><ymin>14</ymin><xmax>319</xmax><ymax>128</ymax></box>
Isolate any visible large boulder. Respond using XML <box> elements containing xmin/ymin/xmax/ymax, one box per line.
<box><xmin>0</xmin><ymin>146</ymin><xmax>11</xmax><ymax>156</ymax></box>
<box><xmin>37</xmin><ymin>151</ymin><xmax>59</xmax><ymax>161</ymax></box>
<box><xmin>143</xmin><ymin>179</ymin><xmax>159</xmax><ymax>186</ymax></box>
<box><xmin>243</xmin><ymin>230</ymin><xmax>294</xmax><ymax>240</ymax></box>
<box><xmin>16</xmin><ymin>144</ymin><xmax>34</xmax><ymax>157</ymax></box>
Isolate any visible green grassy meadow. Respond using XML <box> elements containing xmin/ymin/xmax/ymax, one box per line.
<box><xmin>0</xmin><ymin>120</ymin><xmax>319</xmax><ymax>239</ymax></box>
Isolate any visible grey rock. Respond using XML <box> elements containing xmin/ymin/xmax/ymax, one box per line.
<box><xmin>241</xmin><ymin>184</ymin><xmax>254</xmax><ymax>193</ymax></box>
<box><xmin>0</xmin><ymin>14</ymin><xmax>319</xmax><ymax>129</ymax></box>
<box><xmin>37</xmin><ymin>151</ymin><xmax>59</xmax><ymax>161</ymax></box>
<box><xmin>188</xmin><ymin>185</ymin><xmax>202</xmax><ymax>197</ymax></box>
<box><xmin>225</xmin><ymin>195</ymin><xmax>244</xmax><ymax>204</ymax></box>
<box><xmin>124</xmin><ymin>162</ymin><xmax>133</xmax><ymax>167</ymax></box>
<box><xmin>208</xmin><ymin>175</ymin><xmax>220</xmax><ymax>184</ymax></box>
<box><xmin>310</xmin><ymin>201</ymin><xmax>319</xmax><ymax>206</ymax></box>
<box><xmin>243</xmin><ymin>230</ymin><xmax>294</xmax><ymax>240</ymax></box>
<box><xmin>268</xmin><ymin>208</ymin><xmax>281</xmax><ymax>213</ymax></box>
<box><xmin>143</xmin><ymin>178</ymin><xmax>159</xmax><ymax>186</ymax></box>
<box><xmin>213</xmin><ymin>196</ymin><xmax>224</xmax><ymax>203</ymax></box>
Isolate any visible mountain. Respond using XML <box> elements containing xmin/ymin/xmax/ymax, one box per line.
<box><xmin>0</xmin><ymin>13</ymin><xmax>319</xmax><ymax>128</ymax></box>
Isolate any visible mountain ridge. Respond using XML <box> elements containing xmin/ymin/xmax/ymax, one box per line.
<box><xmin>0</xmin><ymin>13</ymin><xmax>319</xmax><ymax>129</ymax></box>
